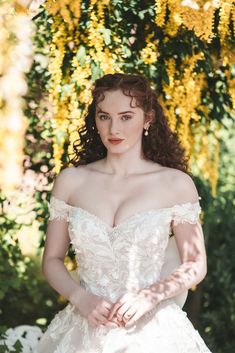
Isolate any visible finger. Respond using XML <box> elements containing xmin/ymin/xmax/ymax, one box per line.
<box><xmin>108</xmin><ymin>302</ymin><xmax>123</xmax><ymax>320</ymax></box>
<box><xmin>96</xmin><ymin>306</ymin><xmax>110</xmax><ymax>318</ymax></box>
<box><xmin>122</xmin><ymin>309</ymin><xmax>136</xmax><ymax>323</ymax></box>
<box><xmin>93</xmin><ymin>310</ymin><xmax>111</xmax><ymax>325</ymax></box>
<box><xmin>99</xmin><ymin>322</ymin><xmax>118</xmax><ymax>328</ymax></box>
<box><xmin>121</xmin><ymin>304</ymin><xmax>138</xmax><ymax>322</ymax></box>
<box><xmin>101</xmin><ymin>300</ymin><xmax>113</xmax><ymax>311</ymax></box>
<box><xmin>115</xmin><ymin>302</ymin><xmax>133</xmax><ymax>321</ymax></box>
<box><xmin>125</xmin><ymin>309</ymin><xmax>143</xmax><ymax>328</ymax></box>
<box><xmin>104</xmin><ymin>321</ymin><xmax>120</xmax><ymax>328</ymax></box>
<box><xmin>109</xmin><ymin>315</ymin><xmax>125</xmax><ymax>327</ymax></box>
<box><xmin>108</xmin><ymin>293</ymin><xmax>135</xmax><ymax>320</ymax></box>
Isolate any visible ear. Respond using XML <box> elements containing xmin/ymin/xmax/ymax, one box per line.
<box><xmin>144</xmin><ymin>110</ymin><xmax>155</xmax><ymax>128</ymax></box>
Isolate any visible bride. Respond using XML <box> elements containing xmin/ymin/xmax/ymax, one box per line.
<box><xmin>34</xmin><ymin>73</ymin><xmax>212</xmax><ymax>352</ymax></box>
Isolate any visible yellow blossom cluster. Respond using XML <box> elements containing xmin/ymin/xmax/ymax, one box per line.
<box><xmin>46</xmin><ymin>0</ymin><xmax>124</xmax><ymax>172</ymax></box>
<box><xmin>154</xmin><ymin>0</ymin><xmax>235</xmax><ymax>194</ymax></box>
<box><xmin>86</xmin><ymin>1</ymin><xmax>121</xmax><ymax>73</ymax></box>
<box><xmin>161</xmin><ymin>52</ymin><xmax>222</xmax><ymax>194</ymax></box>
<box><xmin>45</xmin><ymin>0</ymin><xmax>81</xmax><ymax>31</ymax></box>
<box><xmin>163</xmin><ymin>53</ymin><xmax>205</xmax><ymax>153</ymax></box>
<box><xmin>155</xmin><ymin>0</ymin><xmax>235</xmax><ymax>43</ymax></box>
<box><xmin>218</xmin><ymin>0</ymin><xmax>235</xmax><ymax>43</ymax></box>
<box><xmin>140</xmin><ymin>33</ymin><xmax>159</xmax><ymax>65</ymax></box>
<box><xmin>191</xmin><ymin>122</ymin><xmax>220</xmax><ymax>197</ymax></box>
<box><xmin>179</xmin><ymin>0</ymin><xmax>217</xmax><ymax>42</ymax></box>
<box><xmin>221</xmin><ymin>42</ymin><xmax>235</xmax><ymax>67</ymax></box>
<box><xmin>0</xmin><ymin>0</ymin><xmax>33</xmax><ymax>193</ymax></box>
<box><xmin>66</xmin><ymin>0</ymin><xmax>123</xmax><ymax>158</ymax></box>
<box><xmin>155</xmin><ymin>0</ymin><xmax>167</xmax><ymax>27</ymax></box>
<box><xmin>47</xmin><ymin>18</ymin><xmax>70</xmax><ymax>173</ymax></box>
<box><xmin>164</xmin><ymin>0</ymin><xmax>183</xmax><ymax>37</ymax></box>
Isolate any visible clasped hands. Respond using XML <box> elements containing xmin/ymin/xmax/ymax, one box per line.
<box><xmin>73</xmin><ymin>286</ymin><xmax>159</xmax><ymax>329</ymax></box>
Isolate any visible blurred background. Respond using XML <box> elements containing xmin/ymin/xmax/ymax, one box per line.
<box><xmin>0</xmin><ymin>1</ymin><xmax>234</xmax><ymax>352</ymax></box>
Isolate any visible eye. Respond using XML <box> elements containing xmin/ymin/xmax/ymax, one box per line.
<box><xmin>121</xmin><ymin>115</ymin><xmax>132</xmax><ymax>121</ymax></box>
<box><xmin>98</xmin><ymin>114</ymin><xmax>110</xmax><ymax>120</ymax></box>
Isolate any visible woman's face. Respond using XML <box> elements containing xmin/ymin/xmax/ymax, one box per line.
<box><xmin>95</xmin><ymin>89</ymin><xmax>148</xmax><ymax>153</ymax></box>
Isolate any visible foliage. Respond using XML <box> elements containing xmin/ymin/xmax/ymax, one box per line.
<box><xmin>44</xmin><ymin>0</ymin><xmax>235</xmax><ymax>196</ymax></box>
<box><xmin>198</xmin><ymin>120</ymin><xmax>235</xmax><ymax>353</ymax></box>
<box><xmin>0</xmin><ymin>193</ymin><xmax>64</xmax><ymax>331</ymax></box>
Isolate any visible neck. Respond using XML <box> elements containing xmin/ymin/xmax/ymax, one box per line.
<box><xmin>102</xmin><ymin>146</ymin><xmax>149</xmax><ymax>177</ymax></box>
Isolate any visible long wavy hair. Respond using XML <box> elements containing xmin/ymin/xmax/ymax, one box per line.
<box><xmin>69</xmin><ymin>73</ymin><xmax>188</xmax><ymax>172</ymax></box>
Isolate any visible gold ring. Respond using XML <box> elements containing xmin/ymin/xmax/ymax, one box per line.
<box><xmin>124</xmin><ymin>313</ymin><xmax>131</xmax><ymax>318</ymax></box>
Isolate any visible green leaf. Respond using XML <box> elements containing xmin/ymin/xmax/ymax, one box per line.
<box><xmin>13</xmin><ymin>339</ymin><xmax>23</xmax><ymax>352</ymax></box>
<box><xmin>91</xmin><ymin>62</ymin><xmax>102</xmax><ymax>81</ymax></box>
<box><xmin>102</xmin><ymin>28</ymin><xmax>111</xmax><ymax>45</ymax></box>
<box><xmin>76</xmin><ymin>45</ymin><xmax>86</xmax><ymax>66</ymax></box>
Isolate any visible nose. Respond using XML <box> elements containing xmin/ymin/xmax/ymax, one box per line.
<box><xmin>109</xmin><ymin>118</ymin><xmax>120</xmax><ymax>135</ymax></box>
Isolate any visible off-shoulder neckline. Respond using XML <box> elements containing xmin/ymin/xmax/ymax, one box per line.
<box><xmin>50</xmin><ymin>195</ymin><xmax>201</xmax><ymax>231</ymax></box>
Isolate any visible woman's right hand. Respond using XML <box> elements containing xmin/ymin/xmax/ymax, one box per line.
<box><xmin>69</xmin><ymin>287</ymin><xmax>121</xmax><ymax>328</ymax></box>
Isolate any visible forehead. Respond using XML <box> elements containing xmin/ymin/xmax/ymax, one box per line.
<box><xmin>96</xmin><ymin>89</ymin><xmax>139</xmax><ymax>112</ymax></box>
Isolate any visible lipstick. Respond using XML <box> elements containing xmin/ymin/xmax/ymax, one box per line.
<box><xmin>108</xmin><ymin>139</ymin><xmax>124</xmax><ymax>145</ymax></box>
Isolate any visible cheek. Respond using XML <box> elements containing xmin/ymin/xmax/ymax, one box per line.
<box><xmin>125</xmin><ymin>121</ymin><xmax>144</xmax><ymax>137</ymax></box>
<box><xmin>95</xmin><ymin>120</ymin><xmax>108</xmax><ymax>134</ymax></box>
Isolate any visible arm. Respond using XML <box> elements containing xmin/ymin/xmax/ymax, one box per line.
<box><xmin>42</xmin><ymin>169</ymin><xmax>82</xmax><ymax>302</ymax></box>
<box><xmin>148</xmin><ymin>219</ymin><xmax>207</xmax><ymax>303</ymax></box>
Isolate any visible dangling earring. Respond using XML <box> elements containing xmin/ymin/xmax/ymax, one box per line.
<box><xmin>144</xmin><ymin>128</ymin><xmax>149</xmax><ymax>136</ymax></box>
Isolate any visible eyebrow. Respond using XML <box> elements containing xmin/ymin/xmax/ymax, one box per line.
<box><xmin>97</xmin><ymin>109</ymin><xmax>135</xmax><ymax>115</ymax></box>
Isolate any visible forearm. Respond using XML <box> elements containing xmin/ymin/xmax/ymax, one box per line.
<box><xmin>42</xmin><ymin>257</ymin><xmax>82</xmax><ymax>302</ymax></box>
<box><xmin>148</xmin><ymin>260</ymin><xmax>207</xmax><ymax>303</ymax></box>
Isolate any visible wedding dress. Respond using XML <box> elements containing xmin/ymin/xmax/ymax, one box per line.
<box><xmin>34</xmin><ymin>196</ymin><xmax>212</xmax><ymax>353</ymax></box>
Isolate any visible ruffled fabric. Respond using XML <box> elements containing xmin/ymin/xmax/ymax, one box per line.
<box><xmin>48</xmin><ymin>196</ymin><xmax>71</xmax><ymax>222</ymax></box>
<box><xmin>48</xmin><ymin>196</ymin><xmax>201</xmax><ymax>226</ymax></box>
<box><xmin>171</xmin><ymin>201</ymin><xmax>201</xmax><ymax>226</ymax></box>
<box><xmin>34</xmin><ymin>300</ymin><xmax>211</xmax><ymax>353</ymax></box>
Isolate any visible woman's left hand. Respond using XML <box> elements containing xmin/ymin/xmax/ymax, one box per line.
<box><xmin>107</xmin><ymin>288</ymin><xmax>159</xmax><ymax>328</ymax></box>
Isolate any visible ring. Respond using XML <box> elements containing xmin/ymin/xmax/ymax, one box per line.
<box><xmin>124</xmin><ymin>313</ymin><xmax>132</xmax><ymax>318</ymax></box>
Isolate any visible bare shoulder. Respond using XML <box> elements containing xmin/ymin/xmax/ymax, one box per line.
<box><xmin>51</xmin><ymin>165</ymin><xmax>87</xmax><ymax>202</ymax></box>
<box><xmin>159</xmin><ymin>167</ymin><xmax>199</xmax><ymax>204</ymax></box>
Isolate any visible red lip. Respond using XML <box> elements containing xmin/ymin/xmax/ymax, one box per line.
<box><xmin>108</xmin><ymin>139</ymin><xmax>124</xmax><ymax>144</ymax></box>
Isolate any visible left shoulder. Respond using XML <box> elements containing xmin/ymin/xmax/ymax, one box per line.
<box><xmin>161</xmin><ymin>167</ymin><xmax>199</xmax><ymax>204</ymax></box>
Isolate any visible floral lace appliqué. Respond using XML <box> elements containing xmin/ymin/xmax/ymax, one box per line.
<box><xmin>171</xmin><ymin>202</ymin><xmax>201</xmax><ymax>226</ymax></box>
<box><xmin>48</xmin><ymin>196</ymin><xmax>71</xmax><ymax>222</ymax></box>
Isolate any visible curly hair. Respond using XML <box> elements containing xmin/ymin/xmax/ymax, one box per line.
<box><xmin>69</xmin><ymin>73</ymin><xmax>188</xmax><ymax>173</ymax></box>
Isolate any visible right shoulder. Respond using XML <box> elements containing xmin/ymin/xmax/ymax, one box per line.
<box><xmin>51</xmin><ymin>166</ymin><xmax>86</xmax><ymax>202</ymax></box>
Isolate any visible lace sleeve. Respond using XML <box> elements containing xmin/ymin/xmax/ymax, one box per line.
<box><xmin>48</xmin><ymin>196</ymin><xmax>71</xmax><ymax>222</ymax></box>
<box><xmin>172</xmin><ymin>201</ymin><xmax>201</xmax><ymax>226</ymax></box>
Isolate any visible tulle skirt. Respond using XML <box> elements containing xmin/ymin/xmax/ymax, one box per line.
<box><xmin>34</xmin><ymin>299</ymin><xmax>212</xmax><ymax>353</ymax></box>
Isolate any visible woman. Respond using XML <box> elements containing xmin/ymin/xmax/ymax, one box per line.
<box><xmin>34</xmin><ymin>73</ymin><xmax>212</xmax><ymax>352</ymax></box>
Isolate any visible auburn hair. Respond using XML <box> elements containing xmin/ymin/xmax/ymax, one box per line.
<box><xmin>69</xmin><ymin>73</ymin><xmax>188</xmax><ymax>172</ymax></box>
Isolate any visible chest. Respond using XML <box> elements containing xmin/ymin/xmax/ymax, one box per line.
<box><xmin>69</xmin><ymin>175</ymin><xmax>173</xmax><ymax>228</ymax></box>
<box><xmin>68</xmin><ymin>207</ymin><xmax>172</xmax><ymax>251</ymax></box>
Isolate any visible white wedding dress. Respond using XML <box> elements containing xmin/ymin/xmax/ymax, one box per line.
<box><xmin>34</xmin><ymin>196</ymin><xmax>212</xmax><ymax>353</ymax></box>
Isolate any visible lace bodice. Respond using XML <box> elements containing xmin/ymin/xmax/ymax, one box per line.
<box><xmin>34</xmin><ymin>197</ymin><xmax>213</xmax><ymax>353</ymax></box>
<box><xmin>48</xmin><ymin>196</ymin><xmax>201</xmax><ymax>302</ymax></box>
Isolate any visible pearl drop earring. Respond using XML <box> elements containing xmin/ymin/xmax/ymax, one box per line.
<box><xmin>144</xmin><ymin>128</ymin><xmax>149</xmax><ymax>136</ymax></box>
